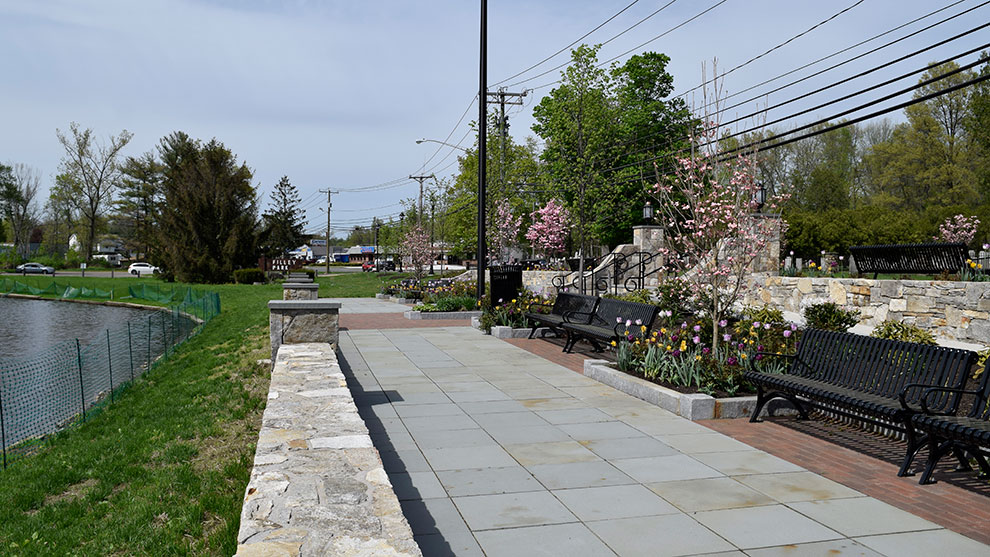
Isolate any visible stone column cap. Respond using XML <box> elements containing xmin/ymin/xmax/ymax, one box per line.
<box><xmin>282</xmin><ymin>282</ymin><xmax>319</xmax><ymax>290</ymax></box>
<box><xmin>268</xmin><ymin>300</ymin><xmax>340</xmax><ymax>310</ymax></box>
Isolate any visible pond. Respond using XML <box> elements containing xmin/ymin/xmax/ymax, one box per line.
<box><xmin>0</xmin><ymin>297</ymin><xmax>158</xmax><ymax>360</ymax></box>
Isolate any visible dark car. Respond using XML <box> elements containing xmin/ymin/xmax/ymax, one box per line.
<box><xmin>379</xmin><ymin>260</ymin><xmax>396</xmax><ymax>271</ymax></box>
<box><xmin>15</xmin><ymin>262</ymin><xmax>55</xmax><ymax>274</ymax></box>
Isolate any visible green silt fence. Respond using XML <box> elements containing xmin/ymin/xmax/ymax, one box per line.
<box><xmin>0</xmin><ymin>285</ymin><xmax>220</xmax><ymax>469</ymax></box>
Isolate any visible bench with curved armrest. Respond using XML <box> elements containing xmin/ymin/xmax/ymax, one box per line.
<box><xmin>743</xmin><ymin>328</ymin><xmax>977</xmax><ymax>478</ymax></box>
<box><xmin>523</xmin><ymin>293</ymin><xmax>598</xmax><ymax>339</ymax></box>
<box><xmin>909</xmin><ymin>368</ymin><xmax>990</xmax><ymax>484</ymax></box>
<box><xmin>559</xmin><ymin>298</ymin><xmax>659</xmax><ymax>354</ymax></box>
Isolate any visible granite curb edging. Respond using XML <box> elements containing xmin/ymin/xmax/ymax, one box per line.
<box><xmin>403</xmin><ymin>310</ymin><xmax>482</xmax><ymax>320</ymax></box>
<box><xmin>582</xmin><ymin>359</ymin><xmax>794</xmax><ymax>420</ymax></box>
<box><xmin>235</xmin><ymin>343</ymin><xmax>420</xmax><ymax>557</ymax></box>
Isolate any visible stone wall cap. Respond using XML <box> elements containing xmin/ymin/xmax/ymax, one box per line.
<box><xmin>268</xmin><ymin>300</ymin><xmax>340</xmax><ymax>310</ymax></box>
<box><xmin>282</xmin><ymin>283</ymin><xmax>319</xmax><ymax>289</ymax></box>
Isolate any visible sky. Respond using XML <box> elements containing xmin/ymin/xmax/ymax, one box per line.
<box><xmin>1</xmin><ymin>0</ymin><xmax>987</xmax><ymax>238</ymax></box>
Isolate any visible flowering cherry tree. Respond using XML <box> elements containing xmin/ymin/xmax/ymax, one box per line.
<box><xmin>490</xmin><ymin>200</ymin><xmax>522</xmax><ymax>263</ymax></box>
<box><xmin>652</xmin><ymin>117</ymin><xmax>786</xmax><ymax>352</ymax></box>
<box><xmin>934</xmin><ymin>214</ymin><xmax>980</xmax><ymax>245</ymax></box>
<box><xmin>401</xmin><ymin>225</ymin><xmax>431</xmax><ymax>281</ymax></box>
<box><xmin>525</xmin><ymin>199</ymin><xmax>571</xmax><ymax>260</ymax></box>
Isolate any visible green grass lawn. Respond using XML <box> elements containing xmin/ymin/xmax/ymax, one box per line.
<box><xmin>0</xmin><ymin>272</ymin><xmax>393</xmax><ymax>556</ymax></box>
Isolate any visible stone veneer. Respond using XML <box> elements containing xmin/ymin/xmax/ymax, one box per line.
<box><xmin>282</xmin><ymin>282</ymin><xmax>319</xmax><ymax>300</ymax></box>
<box><xmin>235</xmin><ymin>343</ymin><xmax>420</xmax><ymax>556</ymax></box>
<box><xmin>269</xmin><ymin>300</ymin><xmax>340</xmax><ymax>361</ymax></box>
<box><xmin>743</xmin><ymin>274</ymin><xmax>990</xmax><ymax>345</ymax></box>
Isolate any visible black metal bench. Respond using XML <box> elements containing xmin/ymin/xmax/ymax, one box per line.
<box><xmin>745</xmin><ymin>329</ymin><xmax>977</xmax><ymax>477</ymax></box>
<box><xmin>560</xmin><ymin>298</ymin><xmax>659</xmax><ymax>353</ymax></box>
<box><xmin>523</xmin><ymin>293</ymin><xmax>598</xmax><ymax>339</ymax></box>
<box><xmin>849</xmin><ymin>242</ymin><xmax>968</xmax><ymax>279</ymax></box>
<box><xmin>910</xmin><ymin>367</ymin><xmax>990</xmax><ymax>484</ymax></box>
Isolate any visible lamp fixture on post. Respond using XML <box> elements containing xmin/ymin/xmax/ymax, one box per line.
<box><xmin>642</xmin><ymin>201</ymin><xmax>654</xmax><ymax>223</ymax></box>
<box><xmin>755</xmin><ymin>184</ymin><xmax>766</xmax><ymax>213</ymax></box>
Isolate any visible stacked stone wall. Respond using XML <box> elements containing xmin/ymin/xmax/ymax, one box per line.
<box><xmin>743</xmin><ymin>275</ymin><xmax>990</xmax><ymax>345</ymax></box>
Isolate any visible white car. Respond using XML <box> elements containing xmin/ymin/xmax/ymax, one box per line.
<box><xmin>128</xmin><ymin>262</ymin><xmax>159</xmax><ymax>276</ymax></box>
<box><xmin>15</xmin><ymin>262</ymin><xmax>55</xmax><ymax>274</ymax></box>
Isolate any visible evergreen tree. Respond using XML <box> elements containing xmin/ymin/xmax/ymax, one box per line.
<box><xmin>156</xmin><ymin>132</ymin><xmax>259</xmax><ymax>283</ymax></box>
<box><xmin>260</xmin><ymin>176</ymin><xmax>307</xmax><ymax>256</ymax></box>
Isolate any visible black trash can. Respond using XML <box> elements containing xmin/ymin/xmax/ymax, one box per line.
<box><xmin>489</xmin><ymin>265</ymin><xmax>523</xmax><ymax>304</ymax></box>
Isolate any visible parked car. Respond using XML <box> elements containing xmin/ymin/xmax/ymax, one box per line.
<box><xmin>361</xmin><ymin>261</ymin><xmax>375</xmax><ymax>272</ymax></box>
<box><xmin>379</xmin><ymin>260</ymin><xmax>396</xmax><ymax>271</ymax></box>
<box><xmin>15</xmin><ymin>262</ymin><xmax>55</xmax><ymax>274</ymax></box>
<box><xmin>315</xmin><ymin>256</ymin><xmax>328</xmax><ymax>265</ymax></box>
<box><xmin>128</xmin><ymin>262</ymin><xmax>159</xmax><ymax>276</ymax></box>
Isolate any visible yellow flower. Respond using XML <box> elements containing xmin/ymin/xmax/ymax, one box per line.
<box><xmin>980</xmin><ymin>264</ymin><xmax>984</xmax><ymax>269</ymax></box>
<box><xmin>660</xmin><ymin>327</ymin><xmax>667</xmax><ymax>334</ymax></box>
<box><xmin>511</xmin><ymin>299</ymin><xmax>516</xmax><ymax>303</ymax></box>
<box><xmin>641</xmin><ymin>325</ymin><xmax>647</xmax><ymax>333</ymax></box>
<box><xmin>679</xmin><ymin>340</ymin><xmax>687</xmax><ymax>351</ymax></box>
<box><xmin>666</xmin><ymin>345</ymin><xmax>672</xmax><ymax>350</ymax></box>
<box><xmin>610</xmin><ymin>340</ymin><xmax>617</xmax><ymax>347</ymax></box>
<box><xmin>971</xmin><ymin>261</ymin><xmax>977</xmax><ymax>269</ymax></box>
<box><xmin>740</xmin><ymin>353</ymin><xmax>748</xmax><ymax>359</ymax></box>
<box><xmin>695</xmin><ymin>355</ymin><xmax>702</xmax><ymax>361</ymax></box>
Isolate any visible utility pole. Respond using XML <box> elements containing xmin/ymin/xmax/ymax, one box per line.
<box><xmin>478</xmin><ymin>0</ymin><xmax>488</xmax><ymax>301</ymax></box>
<box><xmin>319</xmin><ymin>188</ymin><xmax>337</xmax><ymax>276</ymax></box>
<box><xmin>409</xmin><ymin>174</ymin><xmax>434</xmax><ymax>225</ymax></box>
<box><xmin>429</xmin><ymin>193</ymin><xmax>436</xmax><ymax>275</ymax></box>
<box><xmin>486</xmin><ymin>89</ymin><xmax>526</xmax><ymax>200</ymax></box>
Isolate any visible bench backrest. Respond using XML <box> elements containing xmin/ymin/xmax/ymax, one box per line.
<box><xmin>849</xmin><ymin>243</ymin><xmax>968</xmax><ymax>275</ymax></box>
<box><xmin>551</xmin><ymin>293</ymin><xmax>598</xmax><ymax>317</ymax></box>
<box><xmin>592</xmin><ymin>298</ymin><xmax>659</xmax><ymax>331</ymax></box>
<box><xmin>792</xmin><ymin>329</ymin><xmax>976</xmax><ymax>409</ymax></box>
<box><xmin>963</xmin><ymin>363</ymin><xmax>990</xmax><ymax>421</ymax></box>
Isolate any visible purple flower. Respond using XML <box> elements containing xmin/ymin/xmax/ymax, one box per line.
<box><xmin>757</xmin><ymin>345</ymin><xmax>764</xmax><ymax>352</ymax></box>
<box><xmin>738</xmin><ymin>343</ymin><xmax>745</xmax><ymax>350</ymax></box>
<box><xmin>727</xmin><ymin>356</ymin><xmax>738</xmax><ymax>366</ymax></box>
<box><xmin>702</xmin><ymin>347</ymin><xmax>711</xmax><ymax>354</ymax></box>
<box><xmin>753</xmin><ymin>321</ymin><xmax>761</xmax><ymax>328</ymax></box>
<box><xmin>681</xmin><ymin>322</ymin><xmax>688</xmax><ymax>329</ymax></box>
<box><xmin>626</xmin><ymin>319</ymin><xmax>632</xmax><ymax>327</ymax></box>
<box><xmin>693</xmin><ymin>336</ymin><xmax>701</xmax><ymax>344</ymax></box>
<box><xmin>616</xmin><ymin>317</ymin><xmax>623</xmax><ymax>323</ymax></box>
<box><xmin>723</xmin><ymin>333</ymin><xmax>732</xmax><ymax>342</ymax></box>
<box><xmin>693</xmin><ymin>324</ymin><xmax>701</xmax><ymax>332</ymax></box>
<box><xmin>671</xmin><ymin>335</ymin><xmax>679</xmax><ymax>342</ymax></box>
<box><xmin>635</xmin><ymin>319</ymin><xmax>642</xmax><ymax>325</ymax></box>
<box><xmin>783</xmin><ymin>329</ymin><xmax>792</xmax><ymax>338</ymax></box>
<box><xmin>672</xmin><ymin>350</ymin><xmax>681</xmax><ymax>357</ymax></box>
<box><xmin>755</xmin><ymin>354</ymin><xmax>764</xmax><ymax>361</ymax></box>
<box><xmin>718</xmin><ymin>320</ymin><xmax>727</xmax><ymax>328</ymax></box>
<box><xmin>790</xmin><ymin>322</ymin><xmax>798</xmax><ymax>331</ymax></box>
<box><xmin>764</xmin><ymin>323</ymin><xmax>771</xmax><ymax>330</ymax></box>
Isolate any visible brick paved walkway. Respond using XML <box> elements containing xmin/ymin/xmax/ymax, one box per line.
<box><xmin>702</xmin><ymin>416</ymin><xmax>990</xmax><ymax>546</ymax></box>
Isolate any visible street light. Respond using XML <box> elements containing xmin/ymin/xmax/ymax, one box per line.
<box><xmin>416</xmin><ymin>138</ymin><xmax>470</xmax><ymax>153</ymax></box>
<box><xmin>642</xmin><ymin>201</ymin><xmax>654</xmax><ymax>223</ymax></box>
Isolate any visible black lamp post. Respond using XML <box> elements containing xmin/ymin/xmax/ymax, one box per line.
<box><xmin>642</xmin><ymin>201</ymin><xmax>654</xmax><ymax>223</ymax></box>
<box><xmin>755</xmin><ymin>184</ymin><xmax>766</xmax><ymax>213</ymax></box>
<box><xmin>398</xmin><ymin>212</ymin><xmax>405</xmax><ymax>272</ymax></box>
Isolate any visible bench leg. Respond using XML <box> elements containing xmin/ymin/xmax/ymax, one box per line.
<box><xmin>528</xmin><ymin>325</ymin><xmax>538</xmax><ymax>339</ymax></box>
<box><xmin>750</xmin><ymin>387</ymin><xmax>809</xmax><ymax>423</ymax></box>
<box><xmin>562</xmin><ymin>333</ymin><xmax>578</xmax><ymax>353</ymax></box>
<box><xmin>951</xmin><ymin>446</ymin><xmax>973</xmax><ymax>472</ymax></box>
<box><xmin>973</xmin><ymin>450</ymin><xmax>990</xmax><ymax>478</ymax></box>
<box><xmin>919</xmin><ymin>436</ymin><xmax>952</xmax><ymax>485</ymax></box>
<box><xmin>898</xmin><ymin>426</ymin><xmax>926</xmax><ymax>477</ymax></box>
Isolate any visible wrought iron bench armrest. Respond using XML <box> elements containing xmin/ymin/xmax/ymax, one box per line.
<box><xmin>905</xmin><ymin>384</ymin><xmax>985</xmax><ymax>415</ymax></box>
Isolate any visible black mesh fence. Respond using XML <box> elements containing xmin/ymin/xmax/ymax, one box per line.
<box><xmin>0</xmin><ymin>286</ymin><xmax>221</xmax><ymax>469</ymax></box>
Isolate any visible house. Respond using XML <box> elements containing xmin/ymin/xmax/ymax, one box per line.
<box><xmin>345</xmin><ymin>246</ymin><xmax>376</xmax><ymax>264</ymax></box>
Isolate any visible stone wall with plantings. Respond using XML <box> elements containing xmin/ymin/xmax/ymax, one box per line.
<box><xmin>743</xmin><ymin>274</ymin><xmax>990</xmax><ymax>345</ymax></box>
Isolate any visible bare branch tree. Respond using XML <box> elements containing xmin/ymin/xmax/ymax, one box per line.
<box><xmin>56</xmin><ymin>122</ymin><xmax>133</xmax><ymax>262</ymax></box>
<box><xmin>3</xmin><ymin>164</ymin><xmax>41</xmax><ymax>258</ymax></box>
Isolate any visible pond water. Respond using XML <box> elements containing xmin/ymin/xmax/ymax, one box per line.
<box><xmin>0</xmin><ymin>297</ymin><xmax>158</xmax><ymax>360</ymax></box>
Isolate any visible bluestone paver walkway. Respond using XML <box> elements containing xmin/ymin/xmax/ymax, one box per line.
<box><xmin>335</xmin><ymin>299</ymin><xmax>990</xmax><ymax>557</ymax></box>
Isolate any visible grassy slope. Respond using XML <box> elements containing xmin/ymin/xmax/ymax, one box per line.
<box><xmin>0</xmin><ymin>273</ymin><xmax>391</xmax><ymax>556</ymax></box>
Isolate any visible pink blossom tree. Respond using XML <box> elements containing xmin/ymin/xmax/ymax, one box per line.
<box><xmin>490</xmin><ymin>200</ymin><xmax>522</xmax><ymax>263</ymax></box>
<box><xmin>401</xmin><ymin>225</ymin><xmax>431</xmax><ymax>281</ymax></box>
<box><xmin>652</xmin><ymin>71</ymin><xmax>786</xmax><ymax>351</ymax></box>
<box><xmin>934</xmin><ymin>214</ymin><xmax>980</xmax><ymax>245</ymax></box>
<box><xmin>526</xmin><ymin>199</ymin><xmax>571</xmax><ymax>261</ymax></box>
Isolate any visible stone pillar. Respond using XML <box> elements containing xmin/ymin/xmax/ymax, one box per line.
<box><xmin>282</xmin><ymin>282</ymin><xmax>319</xmax><ymax>300</ymax></box>
<box><xmin>633</xmin><ymin>225</ymin><xmax>664</xmax><ymax>253</ymax></box>
<box><xmin>286</xmin><ymin>272</ymin><xmax>313</xmax><ymax>283</ymax></box>
<box><xmin>268</xmin><ymin>300</ymin><xmax>340</xmax><ymax>361</ymax></box>
<box><xmin>749</xmin><ymin>214</ymin><xmax>782</xmax><ymax>275</ymax></box>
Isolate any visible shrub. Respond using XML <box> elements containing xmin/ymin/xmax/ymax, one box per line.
<box><xmin>803</xmin><ymin>302</ymin><xmax>859</xmax><ymax>332</ymax></box>
<box><xmin>234</xmin><ymin>268</ymin><xmax>266</xmax><ymax>284</ymax></box>
<box><xmin>743</xmin><ymin>305</ymin><xmax>785</xmax><ymax>326</ymax></box>
<box><xmin>870</xmin><ymin>320</ymin><xmax>936</xmax><ymax>345</ymax></box>
<box><xmin>434</xmin><ymin>295</ymin><xmax>475</xmax><ymax>312</ymax></box>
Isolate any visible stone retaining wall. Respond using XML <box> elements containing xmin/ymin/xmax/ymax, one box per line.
<box><xmin>743</xmin><ymin>275</ymin><xmax>990</xmax><ymax>345</ymax></box>
<box><xmin>235</xmin><ymin>343</ymin><xmax>420</xmax><ymax>556</ymax></box>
